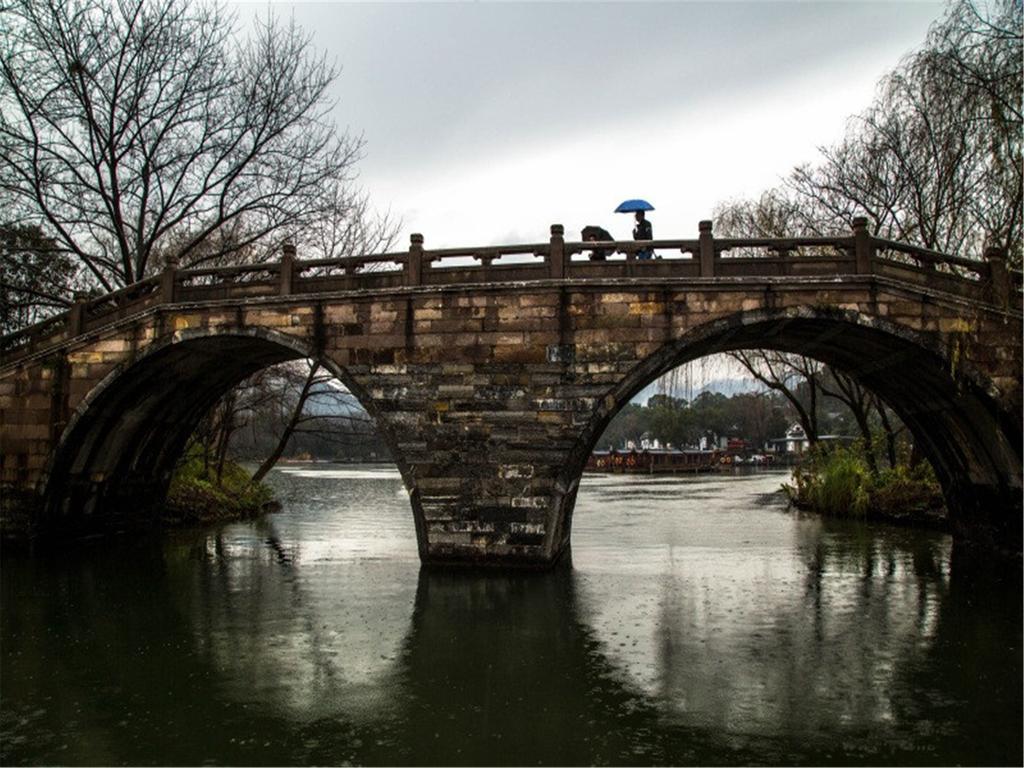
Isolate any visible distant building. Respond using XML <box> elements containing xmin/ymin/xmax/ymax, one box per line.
<box><xmin>769</xmin><ymin>423</ymin><xmax>856</xmax><ymax>455</ymax></box>
<box><xmin>767</xmin><ymin>424</ymin><xmax>808</xmax><ymax>454</ymax></box>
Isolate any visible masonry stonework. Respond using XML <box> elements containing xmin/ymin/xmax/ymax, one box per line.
<box><xmin>2</xmin><ymin>275</ymin><xmax>1021</xmax><ymax>564</ymax></box>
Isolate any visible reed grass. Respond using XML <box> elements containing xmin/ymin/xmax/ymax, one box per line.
<box><xmin>786</xmin><ymin>443</ymin><xmax>945</xmax><ymax>525</ymax></box>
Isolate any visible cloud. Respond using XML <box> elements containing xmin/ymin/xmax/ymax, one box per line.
<box><xmin>367</xmin><ymin>47</ymin><xmax>917</xmax><ymax>248</ymax></box>
<box><xmin>234</xmin><ymin>1</ymin><xmax>943</xmax><ymax>248</ymax></box>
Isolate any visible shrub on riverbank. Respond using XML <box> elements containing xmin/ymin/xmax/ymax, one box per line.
<box><xmin>786</xmin><ymin>444</ymin><xmax>946</xmax><ymax>529</ymax></box>
<box><xmin>164</xmin><ymin>449</ymin><xmax>277</xmax><ymax>525</ymax></box>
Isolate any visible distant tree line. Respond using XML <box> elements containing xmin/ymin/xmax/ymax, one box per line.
<box><xmin>599</xmin><ymin>390</ymin><xmax>787</xmax><ymax>452</ymax></box>
<box><xmin>599</xmin><ymin>366</ymin><xmax>910</xmax><ymax>473</ymax></box>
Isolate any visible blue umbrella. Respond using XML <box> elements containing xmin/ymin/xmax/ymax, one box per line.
<box><xmin>614</xmin><ymin>199</ymin><xmax>655</xmax><ymax>213</ymax></box>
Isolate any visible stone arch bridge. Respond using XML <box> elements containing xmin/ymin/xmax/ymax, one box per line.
<box><xmin>2</xmin><ymin>220</ymin><xmax>1021</xmax><ymax>565</ymax></box>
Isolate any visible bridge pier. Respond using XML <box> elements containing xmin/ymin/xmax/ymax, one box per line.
<box><xmin>409</xmin><ymin>466</ymin><xmax>578</xmax><ymax>569</ymax></box>
<box><xmin>348</xmin><ymin>357</ymin><xmax>593</xmax><ymax>569</ymax></box>
<box><xmin>944</xmin><ymin>480</ymin><xmax>1024</xmax><ymax>556</ymax></box>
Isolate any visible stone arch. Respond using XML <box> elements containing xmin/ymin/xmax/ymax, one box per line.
<box><xmin>40</xmin><ymin>326</ymin><xmax>418</xmax><ymax>543</ymax></box>
<box><xmin>554</xmin><ymin>306</ymin><xmax>1022</xmax><ymax>555</ymax></box>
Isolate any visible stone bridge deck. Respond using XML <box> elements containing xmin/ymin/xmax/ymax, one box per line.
<box><xmin>2</xmin><ymin>220</ymin><xmax>1021</xmax><ymax>564</ymax></box>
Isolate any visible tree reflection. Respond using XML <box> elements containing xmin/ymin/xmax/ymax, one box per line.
<box><xmin>2</xmin><ymin>502</ymin><xmax>1019</xmax><ymax>766</ymax></box>
<box><xmin>569</xmin><ymin>511</ymin><xmax>1020</xmax><ymax>765</ymax></box>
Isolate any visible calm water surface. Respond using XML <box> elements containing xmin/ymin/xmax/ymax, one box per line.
<box><xmin>2</xmin><ymin>466</ymin><xmax>1020</xmax><ymax>766</ymax></box>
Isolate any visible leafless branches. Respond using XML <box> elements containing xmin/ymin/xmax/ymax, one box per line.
<box><xmin>729</xmin><ymin>351</ymin><xmax>912</xmax><ymax>474</ymax></box>
<box><xmin>189</xmin><ymin>358</ymin><xmax>384</xmax><ymax>479</ymax></box>
<box><xmin>730</xmin><ymin>351</ymin><xmax>823</xmax><ymax>444</ymax></box>
<box><xmin>714</xmin><ymin>0</ymin><xmax>1022</xmax><ymax>265</ymax></box>
<box><xmin>0</xmin><ymin>0</ymin><xmax>369</xmax><ymax>289</ymax></box>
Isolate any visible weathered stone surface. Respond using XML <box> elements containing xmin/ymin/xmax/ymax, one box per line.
<box><xmin>1</xmin><ymin>276</ymin><xmax>1021</xmax><ymax>564</ymax></box>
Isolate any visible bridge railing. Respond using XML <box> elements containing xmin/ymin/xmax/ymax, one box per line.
<box><xmin>1</xmin><ymin>218</ymin><xmax>1018</xmax><ymax>362</ymax></box>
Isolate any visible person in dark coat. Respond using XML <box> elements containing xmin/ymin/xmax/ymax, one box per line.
<box><xmin>581</xmin><ymin>225</ymin><xmax>614</xmax><ymax>261</ymax></box>
<box><xmin>633</xmin><ymin>211</ymin><xmax>653</xmax><ymax>259</ymax></box>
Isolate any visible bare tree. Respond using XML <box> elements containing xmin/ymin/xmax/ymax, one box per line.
<box><xmin>0</xmin><ymin>0</ymin><xmax>366</xmax><ymax>290</ymax></box>
<box><xmin>818</xmin><ymin>369</ymin><xmax>878</xmax><ymax>475</ymax></box>
<box><xmin>784</xmin><ymin>0</ymin><xmax>1022</xmax><ymax>262</ymax></box>
<box><xmin>249</xmin><ymin>361</ymin><xmax>324</xmax><ymax>485</ymax></box>
<box><xmin>712</xmin><ymin>1</ymin><xmax>1022</xmax><ymax>266</ymax></box>
<box><xmin>295</xmin><ymin>186</ymin><xmax>402</xmax><ymax>268</ymax></box>
<box><xmin>186</xmin><ymin>366</ymin><xmax>279</xmax><ymax>482</ymax></box>
<box><xmin>182</xmin><ymin>358</ymin><xmax>380</xmax><ymax>486</ymax></box>
<box><xmin>921</xmin><ymin>0</ymin><xmax>1022</xmax><ymax>257</ymax></box>
<box><xmin>247</xmin><ymin>360</ymin><xmax>382</xmax><ymax>482</ymax></box>
<box><xmin>871</xmin><ymin>394</ymin><xmax>906</xmax><ymax>469</ymax></box>
<box><xmin>789</xmin><ymin>66</ymin><xmax>991</xmax><ymax>255</ymax></box>
<box><xmin>713</xmin><ymin>189</ymin><xmax>817</xmax><ymax>239</ymax></box>
<box><xmin>730</xmin><ymin>351</ymin><xmax>823</xmax><ymax>445</ymax></box>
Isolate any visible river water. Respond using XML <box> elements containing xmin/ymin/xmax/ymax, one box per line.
<box><xmin>1</xmin><ymin>466</ymin><xmax>1020</xmax><ymax>766</ymax></box>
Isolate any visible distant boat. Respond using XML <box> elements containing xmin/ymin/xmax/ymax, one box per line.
<box><xmin>587</xmin><ymin>448</ymin><xmax>720</xmax><ymax>474</ymax></box>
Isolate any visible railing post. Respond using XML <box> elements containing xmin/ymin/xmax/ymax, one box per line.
<box><xmin>698</xmin><ymin>220</ymin><xmax>715</xmax><ymax>277</ymax></box>
<box><xmin>161</xmin><ymin>254</ymin><xmax>179</xmax><ymax>303</ymax></box>
<box><xmin>67</xmin><ymin>291</ymin><xmax>88</xmax><ymax>336</ymax></box>
<box><xmin>549</xmin><ymin>224</ymin><xmax>565</xmax><ymax>279</ymax></box>
<box><xmin>985</xmin><ymin>246</ymin><xmax>1009</xmax><ymax>306</ymax></box>
<box><xmin>280</xmin><ymin>241</ymin><xmax>296</xmax><ymax>296</ymax></box>
<box><xmin>406</xmin><ymin>233</ymin><xmax>424</xmax><ymax>286</ymax></box>
<box><xmin>852</xmin><ymin>217</ymin><xmax>874</xmax><ymax>274</ymax></box>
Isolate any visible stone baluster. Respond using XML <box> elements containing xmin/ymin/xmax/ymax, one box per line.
<box><xmin>160</xmin><ymin>254</ymin><xmax>179</xmax><ymax>303</ymax></box>
<box><xmin>406</xmin><ymin>233</ymin><xmax>425</xmax><ymax>286</ymax></box>
<box><xmin>280</xmin><ymin>241</ymin><xmax>296</xmax><ymax>295</ymax></box>
<box><xmin>773</xmin><ymin>244</ymin><xmax>793</xmax><ymax>277</ymax></box>
<box><xmin>985</xmin><ymin>246</ymin><xmax>1009</xmax><ymax>306</ymax></box>
<box><xmin>67</xmin><ymin>291</ymin><xmax>89</xmax><ymax>337</ymax></box>
<box><xmin>548</xmin><ymin>224</ymin><xmax>566</xmax><ymax>279</ymax></box>
<box><xmin>852</xmin><ymin>217</ymin><xmax>874</xmax><ymax>275</ymax></box>
<box><xmin>698</xmin><ymin>220</ymin><xmax>715</xmax><ymax>277</ymax></box>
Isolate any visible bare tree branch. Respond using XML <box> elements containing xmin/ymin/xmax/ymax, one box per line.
<box><xmin>0</xmin><ymin>0</ymin><xmax>371</xmax><ymax>287</ymax></box>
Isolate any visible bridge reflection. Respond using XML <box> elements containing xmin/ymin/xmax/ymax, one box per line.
<box><xmin>2</xmin><ymin>508</ymin><xmax>1019</xmax><ymax>765</ymax></box>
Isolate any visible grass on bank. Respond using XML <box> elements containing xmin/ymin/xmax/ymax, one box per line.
<box><xmin>786</xmin><ymin>443</ymin><xmax>946</xmax><ymax>528</ymax></box>
<box><xmin>164</xmin><ymin>447</ymin><xmax>276</xmax><ymax>525</ymax></box>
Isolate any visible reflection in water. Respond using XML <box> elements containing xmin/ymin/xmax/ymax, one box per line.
<box><xmin>1</xmin><ymin>468</ymin><xmax>1020</xmax><ymax>765</ymax></box>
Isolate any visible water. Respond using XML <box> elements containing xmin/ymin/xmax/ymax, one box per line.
<box><xmin>2</xmin><ymin>466</ymin><xmax>1020</xmax><ymax>766</ymax></box>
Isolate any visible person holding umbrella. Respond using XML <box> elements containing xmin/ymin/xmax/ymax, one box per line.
<box><xmin>615</xmin><ymin>199</ymin><xmax>654</xmax><ymax>259</ymax></box>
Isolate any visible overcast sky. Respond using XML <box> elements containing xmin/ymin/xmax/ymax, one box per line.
<box><xmin>235</xmin><ymin>1</ymin><xmax>944</xmax><ymax>249</ymax></box>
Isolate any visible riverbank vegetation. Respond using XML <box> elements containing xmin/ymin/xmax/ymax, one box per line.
<box><xmin>598</xmin><ymin>362</ymin><xmax>949</xmax><ymax>527</ymax></box>
<box><xmin>164</xmin><ymin>446</ymin><xmax>277</xmax><ymax>526</ymax></box>
<box><xmin>786</xmin><ymin>443</ymin><xmax>947</xmax><ymax>529</ymax></box>
<box><xmin>599</xmin><ymin>388</ymin><xmax>791</xmax><ymax>452</ymax></box>
<box><xmin>162</xmin><ymin>361</ymin><xmax>390</xmax><ymax>525</ymax></box>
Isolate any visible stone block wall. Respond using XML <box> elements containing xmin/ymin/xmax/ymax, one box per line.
<box><xmin>1</xmin><ymin>276</ymin><xmax>1020</xmax><ymax>560</ymax></box>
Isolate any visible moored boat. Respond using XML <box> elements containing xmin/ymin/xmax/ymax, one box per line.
<box><xmin>587</xmin><ymin>448</ymin><xmax>720</xmax><ymax>474</ymax></box>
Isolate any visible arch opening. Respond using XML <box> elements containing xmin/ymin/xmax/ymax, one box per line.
<box><xmin>41</xmin><ymin>330</ymin><xmax>415</xmax><ymax>541</ymax></box>
<box><xmin>560</xmin><ymin>310</ymin><xmax>1022</xmax><ymax>556</ymax></box>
